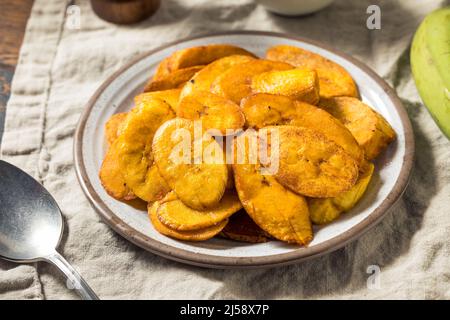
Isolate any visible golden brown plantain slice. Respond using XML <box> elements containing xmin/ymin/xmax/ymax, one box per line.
<box><xmin>211</xmin><ymin>59</ymin><xmax>293</xmax><ymax>104</ymax></box>
<box><xmin>152</xmin><ymin>57</ymin><xmax>172</xmax><ymax>81</ymax></box>
<box><xmin>241</xmin><ymin>93</ymin><xmax>297</xmax><ymax>129</ymax></box>
<box><xmin>232</xmin><ymin>135</ymin><xmax>312</xmax><ymax>245</ymax></box>
<box><xmin>149</xmin><ymin>201</ymin><xmax>228</xmax><ymax>241</ymax></box>
<box><xmin>117</xmin><ymin>99</ymin><xmax>175</xmax><ymax>202</ymax></box>
<box><xmin>177</xmin><ymin>91</ymin><xmax>245</xmax><ymax>134</ymax></box>
<box><xmin>309</xmin><ymin>160</ymin><xmax>374</xmax><ymax>224</ymax></box>
<box><xmin>266</xmin><ymin>45</ymin><xmax>358</xmax><ymax>98</ymax></box>
<box><xmin>251</xmin><ymin>69</ymin><xmax>320</xmax><ymax>105</ymax></box>
<box><xmin>99</xmin><ymin>139</ymin><xmax>135</xmax><ymax>201</ymax></box>
<box><xmin>143</xmin><ymin>66</ymin><xmax>204</xmax><ymax>92</ymax></box>
<box><xmin>241</xmin><ymin>93</ymin><xmax>364</xmax><ymax>164</ymax></box>
<box><xmin>233</xmin><ymin>163</ymin><xmax>312</xmax><ymax>245</ymax></box>
<box><xmin>134</xmin><ymin>89</ymin><xmax>181</xmax><ymax>113</ymax></box>
<box><xmin>319</xmin><ymin>97</ymin><xmax>396</xmax><ymax>160</ymax></box>
<box><xmin>272</xmin><ymin>126</ymin><xmax>359</xmax><ymax>198</ymax></box>
<box><xmin>220</xmin><ymin>209</ymin><xmax>271</xmax><ymax>243</ymax></box>
<box><xmin>105</xmin><ymin>112</ymin><xmax>128</xmax><ymax>146</ymax></box>
<box><xmin>152</xmin><ymin>118</ymin><xmax>228</xmax><ymax>210</ymax></box>
<box><xmin>100</xmin><ymin>112</ymin><xmax>134</xmax><ymax>200</ymax></box>
<box><xmin>156</xmin><ymin>191</ymin><xmax>241</xmax><ymax>231</ymax></box>
<box><xmin>180</xmin><ymin>55</ymin><xmax>256</xmax><ymax>99</ymax></box>
<box><xmin>165</xmin><ymin>44</ymin><xmax>256</xmax><ymax>74</ymax></box>
<box><xmin>292</xmin><ymin>102</ymin><xmax>364</xmax><ymax>165</ymax></box>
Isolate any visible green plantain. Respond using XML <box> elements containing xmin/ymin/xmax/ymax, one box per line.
<box><xmin>411</xmin><ymin>7</ymin><xmax>450</xmax><ymax>139</ymax></box>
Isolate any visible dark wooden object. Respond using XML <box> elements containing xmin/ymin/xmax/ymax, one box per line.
<box><xmin>90</xmin><ymin>0</ymin><xmax>160</xmax><ymax>24</ymax></box>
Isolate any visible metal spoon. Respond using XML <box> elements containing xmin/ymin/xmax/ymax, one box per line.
<box><xmin>0</xmin><ymin>160</ymin><xmax>99</xmax><ymax>300</ymax></box>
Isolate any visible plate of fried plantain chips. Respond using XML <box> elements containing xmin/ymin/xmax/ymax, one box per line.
<box><xmin>74</xmin><ymin>31</ymin><xmax>414</xmax><ymax>268</ymax></box>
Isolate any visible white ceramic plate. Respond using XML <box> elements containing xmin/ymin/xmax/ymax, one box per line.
<box><xmin>74</xmin><ymin>31</ymin><xmax>414</xmax><ymax>268</ymax></box>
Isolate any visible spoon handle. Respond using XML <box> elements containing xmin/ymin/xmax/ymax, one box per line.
<box><xmin>45</xmin><ymin>251</ymin><xmax>99</xmax><ymax>300</ymax></box>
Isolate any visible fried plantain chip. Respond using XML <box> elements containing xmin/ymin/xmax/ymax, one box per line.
<box><xmin>105</xmin><ymin>112</ymin><xmax>128</xmax><ymax>146</ymax></box>
<box><xmin>220</xmin><ymin>209</ymin><xmax>271</xmax><ymax>243</ymax></box>
<box><xmin>177</xmin><ymin>91</ymin><xmax>245</xmax><ymax>134</ymax></box>
<box><xmin>134</xmin><ymin>89</ymin><xmax>181</xmax><ymax>113</ymax></box>
<box><xmin>233</xmin><ymin>164</ymin><xmax>312</xmax><ymax>245</ymax></box>
<box><xmin>272</xmin><ymin>126</ymin><xmax>359</xmax><ymax>198</ymax></box>
<box><xmin>232</xmin><ymin>136</ymin><xmax>312</xmax><ymax>245</ymax></box>
<box><xmin>152</xmin><ymin>118</ymin><xmax>228</xmax><ymax>210</ymax></box>
<box><xmin>99</xmin><ymin>139</ymin><xmax>136</xmax><ymax>200</ymax></box>
<box><xmin>251</xmin><ymin>69</ymin><xmax>320</xmax><ymax>105</ymax></box>
<box><xmin>149</xmin><ymin>201</ymin><xmax>228</xmax><ymax>241</ymax></box>
<box><xmin>156</xmin><ymin>191</ymin><xmax>241</xmax><ymax>231</ymax></box>
<box><xmin>165</xmin><ymin>44</ymin><xmax>256</xmax><ymax>74</ymax></box>
<box><xmin>211</xmin><ymin>59</ymin><xmax>293</xmax><ymax>104</ymax></box>
<box><xmin>319</xmin><ymin>97</ymin><xmax>396</xmax><ymax>160</ymax></box>
<box><xmin>144</xmin><ymin>66</ymin><xmax>204</xmax><ymax>92</ymax></box>
<box><xmin>152</xmin><ymin>57</ymin><xmax>172</xmax><ymax>81</ymax></box>
<box><xmin>117</xmin><ymin>99</ymin><xmax>175</xmax><ymax>202</ymax></box>
<box><xmin>180</xmin><ymin>54</ymin><xmax>256</xmax><ymax>99</ymax></box>
<box><xmin>266</xmin><ymin>45</ymin><xmax>358</xmax><ymax>99</ymax></box>
<box><xmin>241</xmin><ymin>93</ymin><xmax>364</xmax><ymax>164</ymax></box>
<box><xmin>309</xmin><ymin>160</ymin><xmax>374</xmax><ymax>224</ymax></box>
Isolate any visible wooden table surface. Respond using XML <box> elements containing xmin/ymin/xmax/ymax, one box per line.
<box><xmin>0</xmin><ymin>0</ymin><xmax>34</xmax><ymax>145</ymax></box>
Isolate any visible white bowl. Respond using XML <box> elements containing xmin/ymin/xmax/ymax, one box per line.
<box><xmin>255</xmin><ymin>0</ymin><xmax>334</xmax><ymax>16</ymax></box>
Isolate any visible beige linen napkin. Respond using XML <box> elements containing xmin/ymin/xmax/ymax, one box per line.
<box><xmin>1</xmin><ymin>0</ymin><xmax>449</xmax><ymax>299</ymax></box>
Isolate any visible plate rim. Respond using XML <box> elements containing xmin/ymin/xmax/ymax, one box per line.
<box><xmin>74</xmin><ymin>30</ymin><xmax>415</xmax><ymax>269</ymax></box>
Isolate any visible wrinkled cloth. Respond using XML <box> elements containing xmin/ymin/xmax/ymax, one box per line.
<box><xmin>1</xmin><ymin>0</ymin><xmax>449</xmax><ymax>299</ymax></box>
